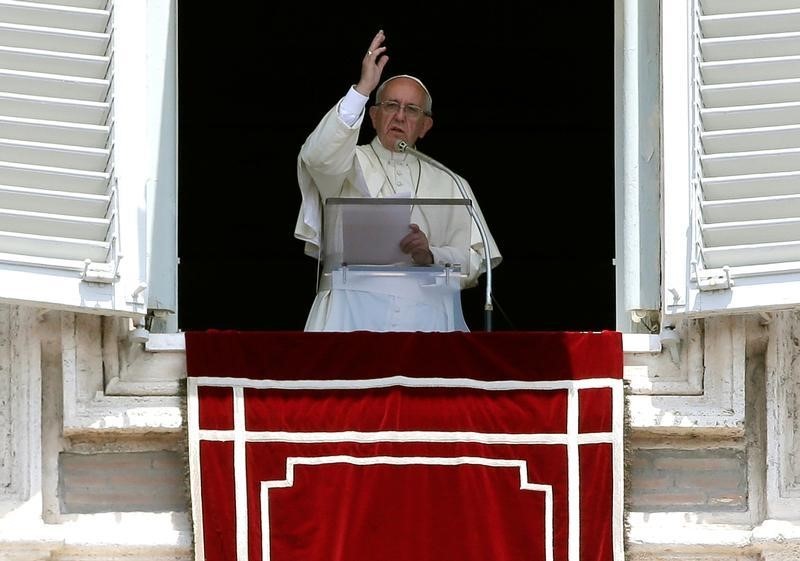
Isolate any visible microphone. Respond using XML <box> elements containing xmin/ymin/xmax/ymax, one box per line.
<box><xmin>395</xmin><ymin>139</ymin><xmax>495</xmax><ymax>331</ymax></box>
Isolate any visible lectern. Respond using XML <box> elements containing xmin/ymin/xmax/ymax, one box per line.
<box><xmin>320</xmin><ymin>197</ymin><xmax>474</xmax><ymax>332</ymax></box>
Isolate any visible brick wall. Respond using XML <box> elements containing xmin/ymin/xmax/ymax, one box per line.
<box><xmin>629</xmin><ymin>448</ymin><xmax>747</xmax><ymax>511</ymax></box>
<box><xmin>60</xmin><ymin>451</ymin><xmax>188</xmax><ymax>514</ymax></box>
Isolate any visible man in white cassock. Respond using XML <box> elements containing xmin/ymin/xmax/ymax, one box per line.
<box><xmin>295</xmin><ymin>30</ymin><xmax>502</xmax><ymax>332</ymax></box>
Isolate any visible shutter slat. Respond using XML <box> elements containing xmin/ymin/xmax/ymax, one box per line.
<box><xmin>0</xmin><ymin>46</ymin><xmax>110</xmax><ymax>79</ymax></box>
<box><xmin>0</xmin><ymin>184</ymin><xmax>108</xmax><ymax>216</ymax></box>
<box><xmin>701</xmin><ymin>55</ymin><xmax>800</xmax><ymax>85</ymax></box>
<box><xmin>0</xmin><ymin>22</ymin><xmax>108</xmax><ymax>54</ymax></box>
<box><xmin>700</xmin><ymin>9</ymin><xmax>800</xmax><ymax>38</ymax></box>
<box><xmin>702</xmin><ymin>171</ymin><xmax>800</xmax><ymax>200</ymax></box>
<box><xmin>703</xmin><ymin>240</ymin><xmax>800</xmax><ymax>268</ymax></box>
<box><xmin>702</xmin><ymin>193</ymin><xmax>800</xmax><ymax>222</ymax></box>
<box><xmin>703</xmin><ymin>0</ymin><xmax>800</xmax><ymax>16</ymax></box>
<box><xmin>701</xmin><ymin>32</ymin><xmax>800</xmax><ymax>62</ymax></box>
<box><xmin>0</xmin><ymin>92</ymin><xmax>109</xmax><ymax>124</ymax></box>
<box><xmin>0</xmin><ymin>250</ymin><xmax>90</xmax><ymax>271</ymax></box>
<box><xmin>0</xmin><ymin>138</ymin><xmax>109</xmax><ymax>171</ymax></box>
<box><xmin>701</xmin><ymin>78</ymin><xmax>800</xmax><ymax>108</ymax></box>
<box><xmin>0</xmin><ymin>116</ymin><xmax>108</xmax><ymax>147</ymax></box>
<box><xmin>702</xmin><ymin>124</ymin><xmax>800</xmax><ymax>153</ymax></box>
<box><xmin>0</xmin><ymin>229</ymin><xmax>108</xmax><ymax>261</ymax></box>
<box><xmin>0</xmin><ymin>207</ymin><xmax>109</xmax><ymax>239</ymax></box>
<box><xmin>0</xmin><ymin>68</ymin><xmax>109</xmax><ymax>101</ymax></box>
<box><xmin>0</xmin><ymin>45</ymin><xmax>108</xmax><ymax>78</ymax></box>
<box><xmin>702</xmin><ymin>101</ymin><xmax>800</xmax><ymax>130</ymax></box>
<box><xmin>701</xmin><ymin>147</ymin><xmax>800</xmax><ymax>176</ymax></box>
<box><xmin>0</xmin><ymin>160</ymin><xmax>109</xmax><ymax>193</ymax></box>
<box><xmin>703</xmin><ymin>217</ymin><xmax>800</xmax><ymax>246</ymax></box>
<box><xmin>35</xmin><ymin>1</ymin><xmax>107</xmax><ymax>10</ymax></box>
<box><xmin>0</xmin><ymin>1</ymin><xmax>110</xmax><ymax>33</ymax></box>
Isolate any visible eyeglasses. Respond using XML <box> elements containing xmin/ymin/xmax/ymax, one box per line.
<box><xmin>375</xmin><ymin>100</ymin><xmax>430</xmax><ymax>120</ymax></box>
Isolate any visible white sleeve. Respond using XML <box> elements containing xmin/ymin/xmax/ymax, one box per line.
<box><xmin>338</xmin><ymin>86</ymin><xmax>370</xmax><ymax>126</ymax></box>
<box><xmin>295</xmin><ymin>89</ymin><xmax>369</xmax><ymax>257</ymax></box>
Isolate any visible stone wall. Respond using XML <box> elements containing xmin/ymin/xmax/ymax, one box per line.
<box><xmin>1</xmin><ymin>303</ymin><xmax>800</xmax><ymax>559</ymax></box>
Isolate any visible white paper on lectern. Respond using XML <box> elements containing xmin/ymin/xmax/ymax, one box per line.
<box><xmin>340</xmin><ymin>202</ymin><xmax>412</xmax><ymax>265</ymax></box>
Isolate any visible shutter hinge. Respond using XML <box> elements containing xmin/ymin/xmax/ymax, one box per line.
<box><xmin>693</xmin><ymin>263</ymin><xmax>734</xmax><ymax>292</ymax></box>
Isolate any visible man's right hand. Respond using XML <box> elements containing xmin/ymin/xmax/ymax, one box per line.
<box><xmin>355</xmin><ymin>30</ymin><xmax>389</xmax><ymax>97</ymax></box>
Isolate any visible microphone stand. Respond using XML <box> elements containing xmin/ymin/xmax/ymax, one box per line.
<box><xmin>396</xmin><ymin>140</ymin><xmax>494</xmax><ymax>331</ymax></box>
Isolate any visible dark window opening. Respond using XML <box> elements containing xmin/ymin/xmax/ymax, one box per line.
<box><xmin>177</xmin><ymin>5</ymin><xmax>615</xmax><ymax>332</ymax></box>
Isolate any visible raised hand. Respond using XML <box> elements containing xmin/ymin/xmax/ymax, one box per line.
<box><xmin>355</xmin><ymin>29</ymin><xmax>389</xmax><ymax>97</ymax></box>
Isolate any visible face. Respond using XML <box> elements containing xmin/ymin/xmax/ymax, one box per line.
<box><xmin>369</xmin><ymin>78</ymin><xmax>433</xmax><ymax>151</ymax></box>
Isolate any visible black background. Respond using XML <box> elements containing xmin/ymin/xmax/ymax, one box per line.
<box><xmin>177</xmin><ymin>4</ymin><xmax>615</xmax><ymax>332</ymax></box>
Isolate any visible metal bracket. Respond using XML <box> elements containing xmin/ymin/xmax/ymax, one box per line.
<box><xmin>694</xmin><ymin>263</ymin><xmax>734</xmax><ymax>292</ymax></box>
<box><xmin>81</xmin><ymin>258</ymin><xmax>121</xmax><ymax>284</ymax></box>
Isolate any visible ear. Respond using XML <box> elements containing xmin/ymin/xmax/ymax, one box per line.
<box><xmin>417</xmin><ymin>115</ymin><xmax>433</xmax><ymax>139</ymax></box>
<box><xmin>368</xmin><ymin>105</ymin><xmax>379</xmax><ymax>127</ymax></box>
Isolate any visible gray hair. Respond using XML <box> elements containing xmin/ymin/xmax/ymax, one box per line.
<box><xmin>375</xmin><ymin>74</ymin><xmax>433</xmax><ymax>115</ymax></box>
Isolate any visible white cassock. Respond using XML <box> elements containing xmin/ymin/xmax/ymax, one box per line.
<box><xmin>295</xmin><ymin>88</ymin><xmax>502</xmax><ymax>332</ymax></box>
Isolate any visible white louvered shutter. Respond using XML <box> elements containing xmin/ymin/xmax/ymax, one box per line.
<box><xmin>663</xmin><ymin>0</ymin><xmax>800</xmax><ymax>317</ymax></box>
<box><xmin>0</xmin><ymin>0</ymin><xmax>148</xmax><ymax>316</ymax></box>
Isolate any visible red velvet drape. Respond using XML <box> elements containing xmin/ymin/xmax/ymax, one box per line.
<box><xmin>186</xmin><ymin>330</ymin><xmax>623</xmax><ymax>561</ymax></box>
